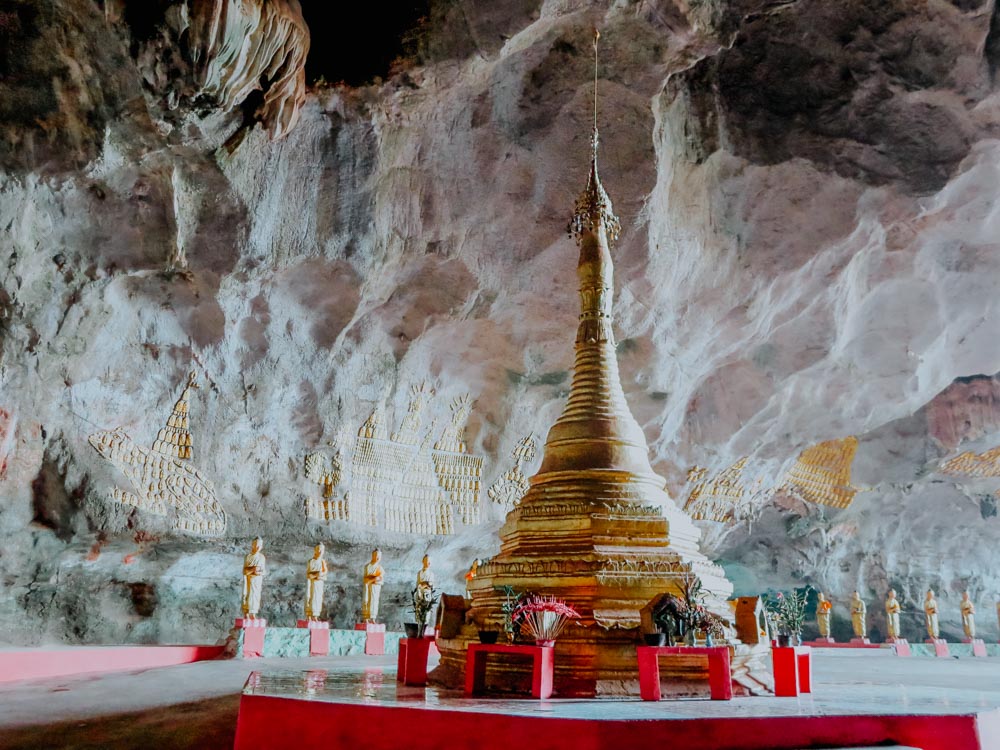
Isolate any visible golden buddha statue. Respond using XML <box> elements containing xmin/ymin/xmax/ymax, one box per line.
<box><xmin>924</xmin><ymin>589</ymin><xmax>940</xmax><ymax>640</ymax></box>
<box><xmin>885</xmin><ymin>589</ymin><xmax>902</xmax><ymax>640</ymax></box>
<box><xmin>304</xmin><ymin>543</ymin><xmax>328</xmax><ymax>621</ymax></box>
<box><xmin>960</xmin><ymin>591</ymin><xmax>976</xmax><ymax>640</ymax></box>
<box><xmin>816</xmin><ymin>592</ymin><xmax>832</xmax><ymax>638</ymax></box>
<box><xmin>241</xmin><ymin>537</ymin><xmax>266</xmax><ymax>619</ymax></box>
<box><xmin>850</xmin><ymin>591</ymin><xmax>867</xmax><ymax>638</ymax></box>
<box><xmin>362</xmin><ymin>549</ymin><xmax>385</xmax><ymax>622</ymax></box>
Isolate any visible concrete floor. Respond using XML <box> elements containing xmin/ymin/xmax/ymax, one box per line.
<box><xmin>1</xmin><ymin>650</ymin><xmax>999</xmax><ymax>749</ymax></box>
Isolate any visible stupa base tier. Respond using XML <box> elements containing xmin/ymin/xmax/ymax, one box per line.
<box><xmin>433</xmin><ymin>626</ymin><xmax>773</xmax><ymax>698</ymax></box>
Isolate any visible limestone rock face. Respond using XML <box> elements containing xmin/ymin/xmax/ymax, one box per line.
<box><xmin>1</xmin><ymin>0</ymin><xmax>1000</xmax><ymax>646</ymax></box>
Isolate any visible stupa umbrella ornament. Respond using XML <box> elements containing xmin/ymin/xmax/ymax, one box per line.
<box><xmin>435</xmin><ymin>29</ymin><xmax>736</xmax><ymax>697</ymax></box>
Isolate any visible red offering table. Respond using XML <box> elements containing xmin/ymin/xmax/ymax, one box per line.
<box><xmin>771</xmin><ymin>646</ymin><xmax>812</xmax><ymax>697</ymax></box>
<box><xmin>396</xmin><ymin>637</ymin><xmax>435</xmax><ymax>686</ymax></box>
<box><xmin>637</xmin><ymin>645</ymin><xmax>733</xmax><ymax>701</ymax></box>
<box><xmin>464</xmin><ymin>643</ymin><xmax>554</xmax><ymax>699</ymax></box>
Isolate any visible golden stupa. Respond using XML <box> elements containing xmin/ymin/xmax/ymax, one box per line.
<box><xmin>434</xmin><ymin>32</ymin><xmax>744</xmax><ymax>697</ymax></box>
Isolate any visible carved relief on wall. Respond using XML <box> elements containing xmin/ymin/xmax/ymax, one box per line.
<box><xmin>304</xmin><ymin>385</ymin><xmax>485</xmax><ymax>535</ymax></box>
<box><xmin>682</xmin><ymin>456</ymin><xmax>769</xmax><ymax>524</ymax></box>
<box><xmin>487</xmin><ymin>434</ymin><xmax>538</xmax><ymax>510</ymax></box>
<box><xmin>88</xmin><ymin>372</ymin><xmax>227</xmax><ymax>537</ymax></box>
<box><xmin>777</xmin><ymin>436</ymin><xmax>860</xmax><ymax>509</ymax></box>
<box><xmin>939</xmin><ymin>446</ymin><xmax>1000</xmax><ymax>478</ymax></box>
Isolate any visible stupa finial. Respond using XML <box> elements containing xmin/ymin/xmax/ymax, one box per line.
<box><xmin>568</xmin><ymin>27</ymin><xmax>621</xmax><ymax>244</ymax></box>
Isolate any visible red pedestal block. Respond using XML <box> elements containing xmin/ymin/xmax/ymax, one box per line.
<box><xmin>963</xmin><ymin>638</ymin><xmax>987</xmax><ymax>657</ymax></box>
<box><xmin>297</xmin><ymin>621</ymin><xmax>330</xmax><ymax>656</ymax></box>
<box><xmin>355</xmin><ymin>622</ymin><xmax>386</xmax><ymax>655</ymax></box>
<box><xmin>771</xmin><ymin>646</ymin><xmax>812</xmax><ymax>697</ymax></box>
<box><xmin>637</xmin><ymin>645</ymin><xmax>733</xmax><ymax>701</ymax></box>
<box><xmin>808</xmin><ymin>637</ymin><xmax>835</xmax><ymax>644</ymax></box>
<box><xmin>889</xmin><ymin>638</ymin><xmax>911</xmax><ymax>657</ymax></box>
<box><xmin>465</xmin><ymin>643</ymin><xmax>554</xmax><ymax>699</ymax></box>
<box><xmin>849</xmin><ymin>637</ymin><xmax>871</xmax><ymax>646</ymax></box>
<box><xmin>926</xmin><ymin>638</ymin><xmax>950</xmax><ymax>657</ymax></box>
<box><xmin>396</xmin><ymin>637</ymin><xmax>435</xmax><ymax>687</ymax></box>
<box><xmin>236</xmin><ymin>618</ymin><xmax>267</xmax><ymax>658</ymax></box>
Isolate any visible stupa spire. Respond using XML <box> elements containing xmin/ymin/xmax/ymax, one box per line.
<box><xmin>541</xmin><ymin>28</ymin><xmax>655</xmax><ymax>481</ymax></box>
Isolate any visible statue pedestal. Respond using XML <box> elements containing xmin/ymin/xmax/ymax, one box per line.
<box><xmin>849</xmin><ymin>637</ymin><xmax>871</xmax><ymax>646</ymax></box>
<box><xmin>811</xmin><ymin>637</ymin><xmax>836</xmax><ymax>644</ymax></box>
<box><xmin>888</xmin><ymin>638</ymin><xmax>910</xmax><ymax>657</ymax></box>
<box><xmin>963</xmin><ymin>638</ymin><xmax>987</xmax><ymax>657</ymax></box>
<box><xmin>355</xmin><ymin>622</ymin><xmax>386</xmax><ymax>655</ymax></box>
<box><xmin>296</xmin><ymin>621</ymin><xmax>330</xmax><ymax>656</ymax></box>
<box><xmin>925</xmin><ymin>638</ymin><xmax>950</xmax><ymax>657</ymax></box>
<box><xmin>235</xmin><ymin>618</ymin><xmax>267</xmax><ymax>658</ymax></box>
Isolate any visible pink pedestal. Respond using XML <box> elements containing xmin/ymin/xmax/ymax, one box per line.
<box><xmin>889</xmin><ymin>638</ymin><xmax>911</xmax><ymax>657</ymax></box>
<box><xmin>849</xmin><ymin>637</ymin><xmax>871</xmax><ymax>646</ymax></box>
<box><xmin>925</xmin><ymin>638</ymin><xmax>950</xmax><ymax>657</ymax></box>
<box><xmin>465</xmin><ymin>643</ymin><xmax>554</xmax><ymax>699</ymax></box>
<box><xmin>396</xmin><ymin>637</ymin><xmax>435</xmax><ymax>686</ymax></box>
<box><xmin>771</xmin><ymin>646</ymin><xmax>812</xmax><ymax>697</ymax></box>
<box><xmin>637</xmin><ymin>645</ymin><xmax>733</xmax><ymax>701</ymax></box>
<box><xmin>355</xmin><ymin>622</ymin><xmax>386</xmax><ymax>655</ymax></box>
<box><xmin>235</xmin><ymin>618</ymin><xmax>267</xmax><ymax>658</ymax></box>
<box><xmin>297</xmin><ymin>621</ymin><xmax>330</xmax><ymax>656</ymax></box>
<box><xmin>811</xmin><ymin>636</ymin><xmax>835</xmax><ymax>644</ymax></box>
<box><xmin>963</xmin><ymin>638</ymin><xmax>987</xmax><ymax>657</ymax></box>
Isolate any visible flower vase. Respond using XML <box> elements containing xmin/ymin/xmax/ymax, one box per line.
<box><xmin>776</xmin><ymin>634</ymin><xmax>790</xmax><ymax>648</ymax></box>
<box><xmin>685</xmin><ymin>629</ymin><xmax>696</xmax><ymax>646</ymax></box>
<box><xmin>705</xmin><ymin>633</ymin><xmax>714</xmax><ymax>647</ymax></box>
<box><xmin>535</xmin><ymin>639</ymin><xmax>555</xmax><ymax>648</ymax></box>
<box><xmin>791</xmin><ymin>633</ymin><xmax>802</xmax><ymax>647</ymax></box>
<box><xmin>505</xmin><ymin>630</ymin><xmax>515</xmax><ymax>645</ymax></box>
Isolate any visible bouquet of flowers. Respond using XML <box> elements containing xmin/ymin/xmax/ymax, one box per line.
<box><xmin>764</xmin><ymin>587</ymin><xmax>812</xmax><ymax>637</ymax></box>
<box><xmin>510</xmin><ymin>595</ymin><xmax>580</xmax><ymax>646</ymax></box>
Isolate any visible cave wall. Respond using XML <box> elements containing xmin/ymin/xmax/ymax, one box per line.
<box><xmin>1</xmin><ymin>0</ymin><xmax>1000</xmax><ymax>645</ymax></box>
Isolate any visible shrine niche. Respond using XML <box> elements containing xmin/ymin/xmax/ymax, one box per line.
<box><xmin>87</xmin><ymin>372</ymin><xmax>226</xmax><ymax>537</ymax></box>
<box><xmin>303</xmin><ymin>385</ymin><xmax>486</xmax><ymax>535</ymax></box>
<box><xmin>777</xmin><ymin>437</ymin><xmax>862</xmax><ymax>509</ymax></box>
<box><xmin>487</xmin><ymin>434</ymin><xmax>538</xmax><ymax>510</ymax></box>
<box><xmin>683</xmin><ymin>457</ymin><xmax>770</xmax><ymax>524</ymax></box>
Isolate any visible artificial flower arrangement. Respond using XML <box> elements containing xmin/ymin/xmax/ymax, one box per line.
<box><xmin>764</xmin><ymin>586</ymin><xmax>812</xmax><ymax>645</ymax></box>
<box><xmin>509</xmin><ymin>594</ymin><xmax>580</xmax><ymax>647</ymax></box>
<box><xmin>406</xmin><ymin>584</ymin><xmax>440</xmax><ymax>638</ymax></box>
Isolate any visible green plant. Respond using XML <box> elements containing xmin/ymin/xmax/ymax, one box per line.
<box><xmin>496</xmin><ymin>585</ymin><xmax>524</xmax><ymax>636</ymax></box>
<box><xmin>410</xmin><ymin>585</ymin><xmax>439</xmax><ymax>626</ymax></box>
<box><xmin>764</xmin><ymin>587</ymin><xmax>812</xmax><ymax>636</ymax></box>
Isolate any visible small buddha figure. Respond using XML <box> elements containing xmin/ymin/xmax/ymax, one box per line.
<box><xmin>304</xmin><ymin>543</ymin><xmax>328</xmax><ymax>621</ymax></box>
<box><xmin>816</xmin><ymin>592</ymin><xmax>833</xmax><ymax>638</ymax></box>
<box><xmin>924</xmin><ymin>589</ymin><xmax>940</xmax><ymax>640</ymax></box>
<box><xmin>241</xmin><ymin>537</ymin><xmax>266</xmax><ymax>619</ymax></box>
<box><xmin>885</xmin><ymin>589</ymin><xmax>902</xmax><ymax>640</ymax></box>
<box><xmin>960</xmin><ymin>591</ymin><xmax>976</xmax><ymax>640</ymax></box>
<box><xmin>362</xmin><ymin>549</ymin><xmax>385</xmax><ymax>622</ymax></box>
<box><xmin>464</xmin><ymin>559</ymin><xmax>479</xmax><ymax>600</ymax></box>
<box><xmin>850</xmin><ymin>591</ymin><xmax>867</xmax><ymax>638</ymax></box>
<box><xmin>415</xmin><ymin>554</ymin><xmax>436</xmax><ymax>625</ymax></box>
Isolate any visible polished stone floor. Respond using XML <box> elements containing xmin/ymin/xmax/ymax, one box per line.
<box><xmin>1</xmin><ymin>649</ymin><xmax>999</xmax><ymax>748</ymax></box>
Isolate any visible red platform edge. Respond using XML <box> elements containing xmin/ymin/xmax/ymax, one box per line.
<box><xmin>0</xmin><ymin>645</ymin><xmax>224</xmax><ymax>684</ymax></box>
<box><xmin>233</xmin><ymin>694</ymin><xmax>1000</xmax><ymax>750</ymax></box>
